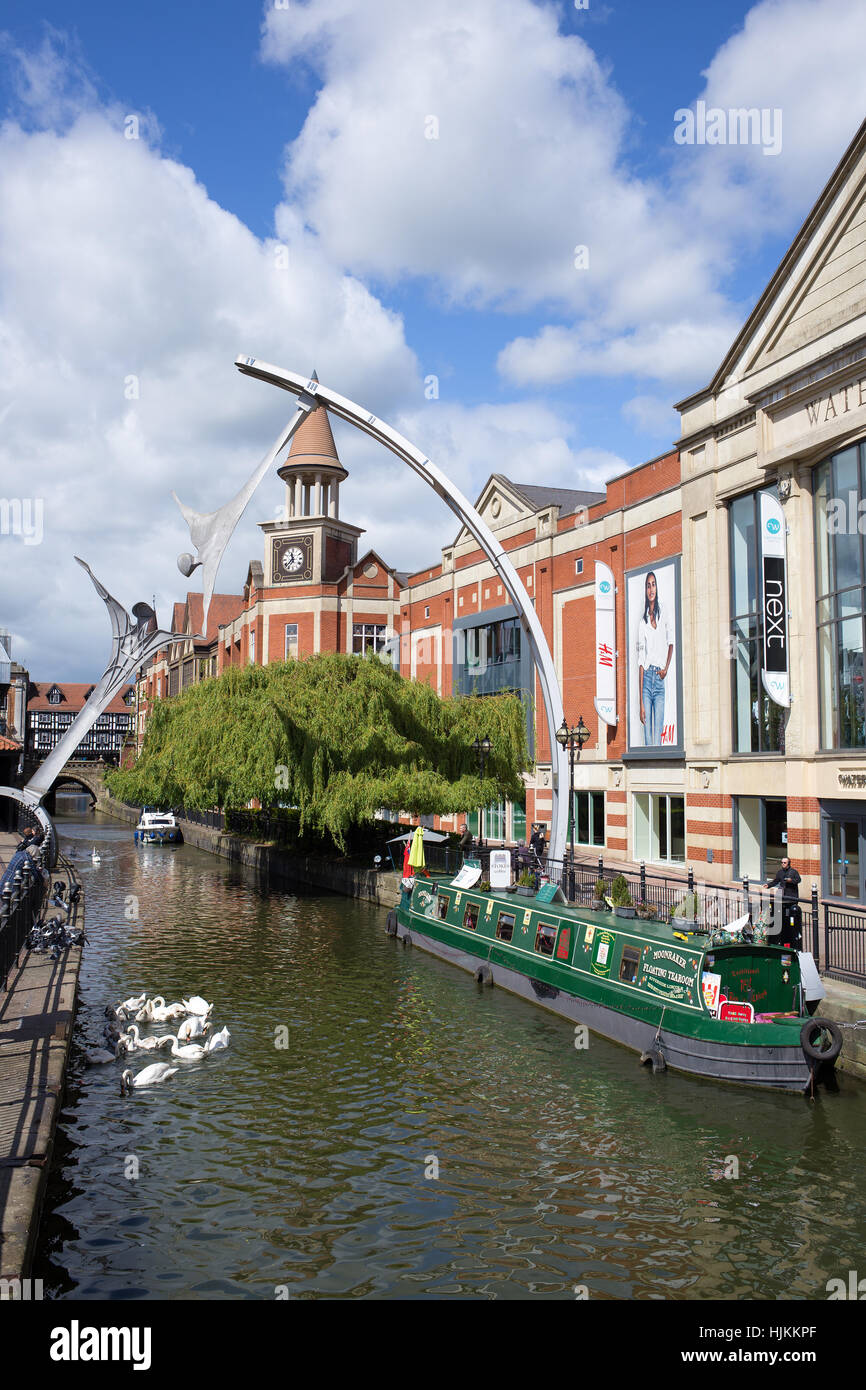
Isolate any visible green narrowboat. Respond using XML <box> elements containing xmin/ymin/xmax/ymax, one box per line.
<box><xmin>387</xmin><ymin>874</ymin><xmax>842</xmax><ymax>1095</ymax></box>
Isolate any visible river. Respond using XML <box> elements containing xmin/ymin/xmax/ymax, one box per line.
<box><xmin>34</xmin><ymin>807</ymin><xmax>866</xmax><ymax>1301</ymax></box>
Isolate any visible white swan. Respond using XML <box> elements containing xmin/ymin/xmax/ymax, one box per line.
<box><xmin>91</xmin><ymin>847</ymin><xmax>101</xmax><ymax>864</ymax></box>
<box><xmin>135</xmin><ymin>996</ymin><xmax>187</xmax><ymax>1023</ymax></box>
<box><xmin>182</xmin><ymin>996</ymin><xmax>213</xmax><ymax>1017</ymax></box>
<box><xmin>120</xmin><ymin>1062</ymin><xmax>178</xmax><ymax>1093</ymax></box>
<box><xmin>206</xmin><ymin>1026</ymin><xmax>230</xmax><ymax>1052</ymax></box>
<box><xmin>120</xmin><ymin>1024</ymin><xmax>172</xmax><ymax>1054</ymax></box>
<box><xmin>160</xmin><ymin>1034</ymin><xmax>208</xmax><ymax>1061</ymax></box>
<box><xmin>115</xmin><ymin>994</ymin><xmax>147</xmax><ymax>1013</ymax></box>
<box><xmin>177</xmin><ymin>1014</ymin><xmax>209</xmax><ymax>1041</ymax></box>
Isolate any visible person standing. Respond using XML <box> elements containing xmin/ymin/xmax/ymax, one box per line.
<box><xmin>637</xmin><ymin>571</ymin><xmax>673</xmax><ymax>747</ymax></box>
<box><xmin>458</xmin><ymin>822</ymin><xmax>473</xmax><ymax>855</ymax></box>
<box><xmin>766</xmin><ymin>856</ymin><xmax>802</xmax><ymax>948</ymax></box>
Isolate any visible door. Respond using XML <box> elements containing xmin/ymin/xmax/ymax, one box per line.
<box><xmin>826</xmin><ymin>818</ymin><xmax>863</xmax><ymax>900</ymax></box>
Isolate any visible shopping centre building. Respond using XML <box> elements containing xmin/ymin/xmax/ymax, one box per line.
<box><xmin>139</xmin><ymin>119</ymin><xmax>866</xmax><ymax>904</ymax></box>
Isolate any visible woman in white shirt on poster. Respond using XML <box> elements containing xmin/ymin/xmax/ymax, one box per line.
<box><xmin>637</xmin><ymin>571</ymin><xmax>673</xmax><ymax>747</ymax></box>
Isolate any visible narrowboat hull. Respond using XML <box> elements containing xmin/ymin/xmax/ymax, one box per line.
<box><xmin>392</xmin><ymin>877</ymin><xmax>839</xmax><ymax>1095</ymax></box>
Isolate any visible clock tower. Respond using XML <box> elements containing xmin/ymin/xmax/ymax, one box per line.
<box><xmin>259</xmin><ymin>373</ymin><xmax>364</xmax><ymax>586</ymax></box>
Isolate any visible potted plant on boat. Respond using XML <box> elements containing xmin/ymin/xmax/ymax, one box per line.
<box><xmin>636</xmin><ymin>901</ymin><xmax>657</xmax><ymax>921</ymax></box>
<box><xmin>516</xmin><ymin>869</ymin><xmax>536</xmax><ymax>897</ymax></box>
<box><xmin>611</xmin><ymin>874</ymin><xmax>636</xmax><ymax>918</ymax></box>
<box><xmin>479</xmin><ymin>878</ymin><xmax>492</xmax><ymax>893</ymax></box>
<box><xmin>670</xmin><ymin>892</ymin><xmax>698</xmax><ymax>930</ymax></box>
<box><xmin>592</xmin><ymin>878</ymin><xmax>608</xmax><ymax>911</ymax></box>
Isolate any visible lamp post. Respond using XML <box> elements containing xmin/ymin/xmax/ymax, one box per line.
<box><xmin>555</xmin><ymin>715</ymin><xmax>590</xmax><ymax>901</ymax></box>
<box><xmin>473</xmin><ymin>733</ymin><xmax>492</xmax><ymax>850</ymax></box>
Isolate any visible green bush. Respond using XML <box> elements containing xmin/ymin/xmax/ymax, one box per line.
<box><xmin>610</xmin><ymin>873</ymin><xmax>633</xmax><ymax>907</ymax></box>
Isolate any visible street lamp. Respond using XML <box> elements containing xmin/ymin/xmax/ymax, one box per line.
<box><xmin>555</xmin><ymin>715</ymin><xmax>590</xmax><ymax>901</ymax></box>
<box><xmin>473</xmin><ymin>733</ymin><xmax>492</xmax><ymax>849</ymax></box>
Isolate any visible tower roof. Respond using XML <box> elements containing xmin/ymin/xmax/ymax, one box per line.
<box><xmin>280</xmin><ymin>394</ymin><xmax>346</xmax><ymax>480</ymax></box>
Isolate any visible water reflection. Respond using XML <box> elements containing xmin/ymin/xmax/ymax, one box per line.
<box><xmin>34</xmin><ymin>810</ymin><xmax>866</xmax><ymax>1301</ymax></box>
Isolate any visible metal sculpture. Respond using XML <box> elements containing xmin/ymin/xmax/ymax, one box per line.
<box><xmin>0</xmin><ymin>560</ymin><xmax>186</xmax><ymax>841</ymax></box>
<box><xmin>174</xmin><ymin>358</ymin><xmax>571</xmax><ymax>862</ymax></box>
<box><xmin>172</xmin><ymin>386</ymin><xmax>319</xmax><ymax>634</ymax></box>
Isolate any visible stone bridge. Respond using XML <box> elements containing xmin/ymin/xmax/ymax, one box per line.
<box><xmin>20</xmin><ymin>758</ymin><xmax>113</xmax><ymax>811</ymax></box>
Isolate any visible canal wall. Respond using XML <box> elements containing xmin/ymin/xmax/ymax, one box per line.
<box><xmin>99</xmin><ymin>796</ymin><xmax>866</xmax><ymax>1083</ymax></box>
<box><xmin>0</xmin><ymin>872</ymin><xmax>81</xmax><ymax>1284</ymax></box>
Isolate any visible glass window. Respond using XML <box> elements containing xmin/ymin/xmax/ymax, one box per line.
<box><xmin>511</xmin><ymin>795</ymin><xmax>526</xmax><ymax>843</ymax></box>
<box><xmin>438</xmin><ymin>895</ymin><xmax>450</xmax><ymax>920</ymax></box>
<box><xmin>815</xmin><ymin>445</ymin><xmax>866</xmax><ymax>748</ymax></box>
<box><xmin>619</xmin><ymin>946</ymin><xmax>641</xmax><ymax>984</ymax></box>
<box><xmin>633</xmin><ymin>793</ymin><xmax>685</xmax><ymax>865</ymax></box>
<box><xmin>534</xmin><ymin>921</ymin><xmax>557</xmax><ymax>956</ymax></box>
<box><xmin>285</xmin><ymin>623</ymin><xmax>298</xmax><ymax>660</ymax></box>
<box><xmin>463</xmin><ymin>903</ymin><xmax>479</xmax><ymax>931</ymax></box>
<box><xmin>353</xmin><ymin>623</ymin><xmax>386</xmax><ymax>655</ymax></box>
<box><xmin>728</xmin><ymin>486</ymin><xmax>784</xmax><ymax>753</ymax></box>
<box><xmin>573</xmin><ymin>791</ymin><xmax>604</xmax><ymax>846</ymax></box>
<box><xmin>496</xmin><ymin>912</ymin><xmax>515</xmax><ymax>942</ymax></box>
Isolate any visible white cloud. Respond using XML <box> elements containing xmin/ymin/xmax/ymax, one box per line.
<box><xmin>621</xmin><ymin>395</ymin><xmax>679</xmax><ymax>439</ymax></box>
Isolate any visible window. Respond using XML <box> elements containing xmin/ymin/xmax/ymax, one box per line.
<box><xmin>424</xmin><ymin>606</ymin><xmax>430</xmax><ymax>618</ymax></box>
<box><xmin>815</xmin><ymin>445</ymin><xmax>866</xmax><ymax>748</ymax></box>
<box><xmin>463</xmin><ymin>903</ymin><xmax>479</xmax><ymax>932</ymax></box>
<box><xmin>48</xmin><ymin>687</ymin><xmax>61</xmax><ymax>705</ymax></box>
<box><xmin>619</xmin><ymin>945</ymin><xmax>641</xmax><ymax>984</ymax></box>
<box><xmin>634</xmin><ymin>793</ymin><xmax>685</xmax><ymax>865</ymax></box>
<box><xmin>575</xmin><ymin>557</ymin><xmax>583</xmax><ymax>575</ymax></box>
<box><xmin>285</xmin><ymin>623</ymin><xmax>298</xmax><ymax>660</ymax></box>
<box><xmin>574</xmin><ymin>790</ymin><xmax>604</xmax><ymax>846</ymax></box>
<box><xmin>438</xmin><ymin>894</ymin><xmax>450</xmax><ymax>920</ymax></box>
<box><xmin>534</xmin><ymin>921</ymin><xmax>557</xmax><ymax>956</ymax></box>
<box><xmin>249</xmin><ymin>629</ymin><xmax>256</xmax><ymax>664</ymax></box>
<box><xmin>496</xmin><ymin>912</ymin><xmax>515</xmax><ymax>942</ymax></box>
<box><xmin>353</xmin><ymin>623</ymin><xmax>386</xmax><ymax>655</ymax></box>
<box><xmin>729</xmin><ymin>487</ymin><xmax>785</xmax><ymax>753</ymax></box>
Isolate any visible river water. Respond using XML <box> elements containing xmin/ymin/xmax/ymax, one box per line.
<box><xmin>34</xmin><ymin>808</ymin><xmax>866</xmax><ymax>1301</ymax></box>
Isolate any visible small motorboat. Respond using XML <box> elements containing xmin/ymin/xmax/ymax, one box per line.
<box><xmin>134</xmin><ymin>808</ymin><xmax>183</xmax><ymax>845</ymax></box>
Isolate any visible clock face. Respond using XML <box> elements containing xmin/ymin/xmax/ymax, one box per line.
<box><xmin>273</xmin><ymin>535</ymin><xmax>313</xmax><ymax>583</ymax></box>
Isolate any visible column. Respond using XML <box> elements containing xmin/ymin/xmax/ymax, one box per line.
<box><xmin>294</xmin><ymin>476</ymin><xmax>303</xmax><ymax>517</ymax></box>
<box><xmin>329</xmin><ymin>481</ymin><xmax>338</xmax><ymax>519</ymax></box>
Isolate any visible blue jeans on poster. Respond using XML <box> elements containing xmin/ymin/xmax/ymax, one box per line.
<box><xmin>642</xmin><ymin>665</ymin><xmax>665</xmax><ymax>746</ymax></box>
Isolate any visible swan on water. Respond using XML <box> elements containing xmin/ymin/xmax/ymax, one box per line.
<box><xmin>91</xmin><ymin>847</ymin><xmax>101</xmax><ymax>864</ymax></box>
<box><xmin>115</xmin><ymin>994</ymin><xmax>147</xmax><ymax>1013</ymax></box>
<box><xmin>120</xmin><ymin>1062</ymin><xmax>178</xmax><ymax>1093</ymax></box>
<box><xmin>177</xmin><ymin>1014</ymin><xmax>209</xmax><ymax>1041</ymax></box>
<box><xmin>182</xmin><ymin>996</ymin><xmax>213</xmax><ymax>1017</ymax></box>
<box><xmin>120</xmin><ymin>1024</ymin><xmax>173</xmax><ymax>1053</ymax></box>
<box><xmin>206</xmin><ymin>1026</ymin><xmax>230</xmax><ymax>1052</ymax></box>
<box><xmin>161</xmin><ymin>1034</ymin><xmax>208</xmax><ymax>1061</ymax></box>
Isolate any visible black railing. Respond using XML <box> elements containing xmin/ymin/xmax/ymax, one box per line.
<box><xmin>823</xmin><ymin>899</ymin><xmax>866</xmax><ymax>986</ymax></box>
<box><xmin>0</xmin><ymin>844</ymin><xmax>49</xmax><ymax>990</ymax></box>
<box><xmin>177</xmin><ymin>807</ymin><xmax>225</xmax><ymax>832</ymax></box>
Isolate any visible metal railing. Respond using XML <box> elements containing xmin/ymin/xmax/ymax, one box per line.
<box><xmin>177</xmin><ymin>807</ymin><xmax>225</xmax><ymax>832</ymax></box>
<box><xmin>0</xmin><ymin>843</ymin><xmax>49</xmax><ymax>990</ymax></box>
<box><xmin>823</xmin><ymin>899</ymin><xmax>866</xmax><ymax>985</ymax></box>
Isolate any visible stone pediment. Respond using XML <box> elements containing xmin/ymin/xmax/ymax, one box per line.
<box><xmin>452</xmin><ymin>475</ymin><xmax>534</xmax><ymax>547</ymax></box>
<box><xmin>708</xmin><ymin>120</ymin><xmax>866</xmax><ymax>394</ymax></box>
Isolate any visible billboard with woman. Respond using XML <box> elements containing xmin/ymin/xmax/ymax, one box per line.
<box><xmin>626</xmin><ymin>558</ymin><xmax>683</xmax><ymax>757</ymax></box>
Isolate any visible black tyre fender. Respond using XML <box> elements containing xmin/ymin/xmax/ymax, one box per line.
<box><xmin>402</xmin><ymin>931</ymin><xmax>412</xmax><ymax>948</ymax></box>
<box><xmin>800</xmin><ymin>1017</ymin><xmax>842</xmax><ymax>1064</ymax></box>
<box><xmin>474</xmin><ymin>964</ymin><xmax>493</xmax><ymax>986</ymax></box>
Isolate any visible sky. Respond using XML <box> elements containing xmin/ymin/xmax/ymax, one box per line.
<box><xmin>0</xmin><ymin>0</ymin><xmax>865</xmax><ymax>680</ymax></box>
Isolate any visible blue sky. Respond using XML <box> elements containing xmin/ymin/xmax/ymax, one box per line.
<box><xmin>0</xmin><ymin>0</ymin><xmax>864</xmax><ymax>677</ymax></box>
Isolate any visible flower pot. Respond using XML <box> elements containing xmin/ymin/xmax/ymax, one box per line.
<box><xmin>516</xmin><ymin>885</ymin><xmax>536</xmax><ymax>898</ymax></box>
<box><xmin>614</xmin><ymin>905</ymin><xmax>636</xmax><ymax>918</ymax></box>
<box><xmin>592</xmin><ymin>898</ymin><xmax>607</xmax><ymax>912</ymax></box>
<box><xmin>670</xmin><ymin>915</ymin><xmax>693</xmax><ymax>930</ymax></box>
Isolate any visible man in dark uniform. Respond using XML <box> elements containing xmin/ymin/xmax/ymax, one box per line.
<box><xmin>766</xmin><ymin>856</ymin><xmax>802</xmax><ymax>949</ymax></box>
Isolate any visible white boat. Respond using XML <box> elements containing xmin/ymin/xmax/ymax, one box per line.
<box><xmin>134</xmin><ymin>808</ymin><xmax>183</xmax><ymax>845</ymax></box>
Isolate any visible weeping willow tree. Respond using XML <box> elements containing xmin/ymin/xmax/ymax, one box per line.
<box><xmin>106</xmin><ymin>654</ymin><xmax>531</xmax><ymax>849</ymax></box>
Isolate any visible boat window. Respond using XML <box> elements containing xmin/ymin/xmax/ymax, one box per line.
<box><xmin>496</xmin><ymin>912</ymin><xmax>516</xmax><ymax>942</ymax></box>
<box><xmin>619</xmin><ymin>946</ymin><xmax>641</xmax><ymax>984</ymax></box>
<box><xmin>438</xmin><ymin>894</ymin><xmax>450</xmax><ymax>920</ymax></box>
<box><xmin>463</xmin><ymin>903</ymin><xmax>479</xmax><ymax>932</ymax></box>
<box><xmin>534</xmin><ymin>921</ymin><xmax>557</xmax><ymax>956</ymax></box>
<box><xmin>555</xmin><ymin>926</ymin><xmax>571</xmax><ymax>961</ymax></box>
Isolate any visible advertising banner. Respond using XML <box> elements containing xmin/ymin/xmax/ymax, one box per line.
<box><xmin>626</xmin><ymin>558</ymin><xmax>683</xmax><ymax>756</ymax></box>
<box><xmin>593</xmin><ymin>561</ymin><xmax>617</xmax><ymax>727</ymax></box>
<box><xmin>760</xmin><ymin>491</ymin><xmax>790</xmax><ymax>708</ymax></box>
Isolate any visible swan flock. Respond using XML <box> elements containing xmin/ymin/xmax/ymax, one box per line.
<box><xmin>87</xmin><ymin>992</ymin><xmax>231</xmax><ymax>1092</ymax></box>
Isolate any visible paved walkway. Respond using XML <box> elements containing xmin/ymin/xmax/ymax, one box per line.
<box><xmin>0</xmin><ymin>891</ymin><xmax>80</xmax><ymax>1282</ymax></box>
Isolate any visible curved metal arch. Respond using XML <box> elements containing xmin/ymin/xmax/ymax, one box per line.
<box><xmin>234</xmin><ymin>356</ymin><xmax>570</xmax><ymax>862</ymax></box>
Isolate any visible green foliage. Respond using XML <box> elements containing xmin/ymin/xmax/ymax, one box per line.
<box><xmin>106</xmin><ymin>653</ymin><xmax>531</xmax><ymax>851</ymax></box>
<box><xmin>517</xmin><ymin>869</ymin><xmax>536</xmax><ymax>887</ymax></box>
<box><xmin>594</xmin><ymin>878</ymin><xmax>606</xmax><ymax>899</ymax></box>
<box><xmin>610</xmin><ymin>873</ymin><xmax>633</xmax><ymax>907</ymax></box>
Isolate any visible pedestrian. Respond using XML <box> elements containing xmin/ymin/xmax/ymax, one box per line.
<box><xmin>765</xmin><ymin>856</ymin><xmax>802</xmax><ymax>948</ymax></box>
<box><xmin>458</xmin><ymin>821</ymin><xmax>473</xmax><ymax>855</ymax></box>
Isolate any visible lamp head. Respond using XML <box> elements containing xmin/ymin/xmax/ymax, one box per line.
<box><xmin>576</xmin><ymin>716</ymin><xmax>590</xmax><ymax>747</ymax></box>
<box><xmin>555</xmin><ymin>719</ymin><xmax>569</xmax><ymax>749</ymax></box>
